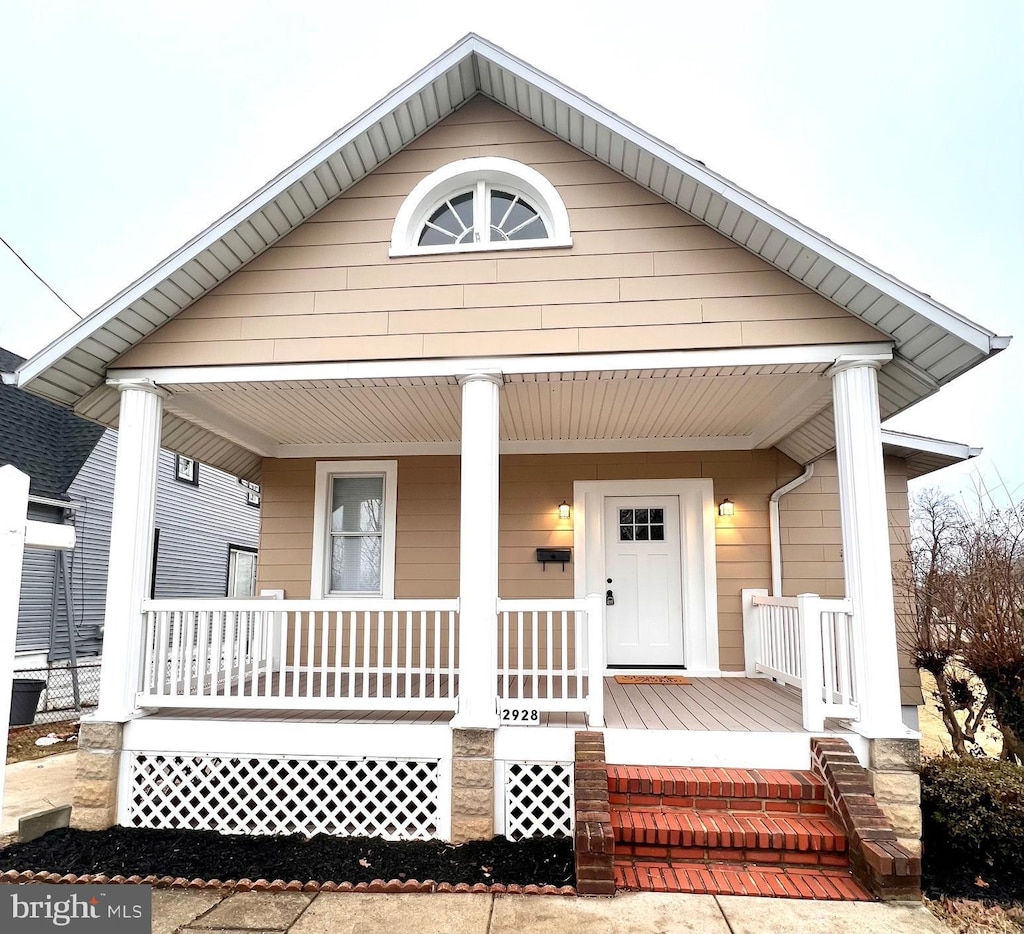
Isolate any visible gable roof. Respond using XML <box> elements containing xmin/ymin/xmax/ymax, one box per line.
<box><xmin>0</xmin><ymin>348</ymin><xmax>105</xmax><ymax>499</ymax></box>
<box><xmin>6</xmin><ymin>34</ymin><xmax>1008</xmax><ymax>475</ymax></box>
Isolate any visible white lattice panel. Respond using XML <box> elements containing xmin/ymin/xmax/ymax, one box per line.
<box><xmin>503</xmin><ymin>761</ymin><xmax>573</xmax><ymax>840</ymax></box>
<box><xmin>125</xmin><ymin>754</ymin><xmax>441</xmax><ymax>840</ymax></box>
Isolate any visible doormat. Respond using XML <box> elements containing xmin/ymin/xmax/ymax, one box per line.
<box><xmin>614</xmin><ymin>675</ymin><xmax>692</xmax><ymax>685</ymax></box>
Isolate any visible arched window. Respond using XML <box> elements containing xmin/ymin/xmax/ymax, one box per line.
<box><xmin>390</xmin><ymin>157</ymin><xmax>572</xmax><ymax>256</ymax></box>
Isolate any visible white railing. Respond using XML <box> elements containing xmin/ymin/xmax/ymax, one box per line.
<box><xmin>742</xmin><ymin>589</ymin><xmax>859</xmax><ymax>731</ymax></box>
<box><xmin>138</xmin><ymin>598</ymin><xmax>459</xmax><ymax>712</ymax></box>
<box><xmin>496</xmin><ymin>594</ymin><xmax>604</xmax><ymax>727</ymax></box>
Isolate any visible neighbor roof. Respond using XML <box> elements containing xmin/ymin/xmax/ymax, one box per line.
<box><xmin>5</xmin><ymin>34</ymin><xmax>1008</xmax><ymax>477</ymax></box>
<box><xmin>0</xmin><ymin>348</ymin><xmax>105</xmax><ymax>499</ymax></box>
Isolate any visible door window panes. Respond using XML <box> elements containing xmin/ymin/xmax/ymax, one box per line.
<box><xmin>619</xmin><ymin>506</ymin><xmax>666</xmax><ymax>543</ymax></box>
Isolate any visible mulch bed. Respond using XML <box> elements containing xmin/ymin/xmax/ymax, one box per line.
<box><xmin>0</xmin><ymin>827</ymin><xmax>575</xmax><ymax>892</ymax></box>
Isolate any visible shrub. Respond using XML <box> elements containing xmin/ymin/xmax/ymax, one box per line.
<box><xmin>921</xmin><ymin>757</ymin><xmax>1024</xmax><ymax>901</ymax></box>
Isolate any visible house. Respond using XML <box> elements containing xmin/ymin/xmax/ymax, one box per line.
<box><xmin>4</xmin><ymin>35</ymin><xmax>1007</xmax><ymax>897</ymax></box>
<box><xmin>1</xmin><ymin>348</ymin><xmax>260</xmax><ymax>713</ymax></box>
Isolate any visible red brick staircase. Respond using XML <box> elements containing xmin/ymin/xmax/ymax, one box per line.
<box><xmin>608</xmin><ymin>765</ymin><xmax>873</xmax><ymax>900</ymax></box>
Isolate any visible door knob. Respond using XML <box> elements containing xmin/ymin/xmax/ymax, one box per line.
<box><xmin>606</xmin><ymin>589</ymin><xmax>615</xmax><ymax>606</ymax></box>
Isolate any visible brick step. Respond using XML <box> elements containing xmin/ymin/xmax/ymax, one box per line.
<box><xmin>614</xmin><ymin>859</ymin><xmax>873</xmax><ymax>900</ymax></box>
<box><xmin>611</xmin><ymin>808</ymin><xmax>848</xmax><ymax>855</ymax></box>
<box><xmin>608</xmin><ymin>766</ymin><xmax>826</xmax><ymax>804</ymax></box>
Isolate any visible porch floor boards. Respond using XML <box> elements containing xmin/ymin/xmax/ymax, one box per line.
<box><xmin>142</xmin><ymin>676</ymin><xmax>851</xmax><ymax>734</ymax></box>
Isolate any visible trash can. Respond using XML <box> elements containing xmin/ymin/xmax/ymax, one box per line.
<box><xmin>10</xmin><ymin>679</ymin><xmax>46</xmax><ymax>727</ymax></box>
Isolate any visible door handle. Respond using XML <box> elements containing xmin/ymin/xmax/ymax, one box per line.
<box><xmin>606</xmin><ymin>589</ymin><xmax>615</xmax><ymax>606</ymax></box>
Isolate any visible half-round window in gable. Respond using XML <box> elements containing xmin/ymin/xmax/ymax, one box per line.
<box><xmin>391</xmin><ymin>157</ymin><xmax>572</xmax><ymax>256</ymax></box>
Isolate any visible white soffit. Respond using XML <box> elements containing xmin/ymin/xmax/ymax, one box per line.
<box><xmin>12</xmin><ymin>34</ymin><xmax>1008</xmax><ymax>464</ymax></box>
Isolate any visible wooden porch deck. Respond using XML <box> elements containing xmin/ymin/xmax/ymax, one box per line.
<box><xmin>143</xmin><ymin>676</ymin><xmax>850</xmax><ymax>733</ymax></box>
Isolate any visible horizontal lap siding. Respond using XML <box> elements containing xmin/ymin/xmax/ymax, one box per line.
<box><xmin>116</xmin><ymin>98</ymin><xmax>883</xmax><ymax>368</ymax></box>
<box><xmin>256</xmin><ymin>449</ymin><xmax>803</xmax><ymax>672</ymax></box>
<box><xmin>778</xmin><ymin>454</ymin><xmax>919</xmax><ymax>704</ymax></box>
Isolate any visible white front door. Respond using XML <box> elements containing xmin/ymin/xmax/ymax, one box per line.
<box><xmin>604</xmin><ymin>496</ymin><xmax>684</xmax><ymax>666</ymax></box>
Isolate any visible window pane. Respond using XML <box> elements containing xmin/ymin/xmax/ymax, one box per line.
<box><xmin>331</xmin><ymin>476</ymin><xmax>384</xmax><ymax>533</ymax></box>
<box><xmin>331</xmin><ymin>536</ymin><xmax>382</xmax><ymax>592</ymax></box>
<box><xmin>489</xmin><ymin>190</ymin><xmax>547</xmax><ymax>241</ymax></box>
<box><xmin>419</xmin><ymin>191</ymin><xmax>473</xmax><ymax>246</ymax></box>
<box><xmin>619</xmin><ymin>509</ymin><xmax>633</xmax><ymax>523</ymax></box>
<box><xmin>635</xmin><ymin>525</ymin><xmax>649</xmax><ymax>541</ymax></box>
<box><xmin>650</xmin><ymin>525</ymin><xmax>665</xmax><ymax>541</ymax></box>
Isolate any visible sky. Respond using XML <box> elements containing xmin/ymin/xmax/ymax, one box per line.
<box><xmin>1</xmin><ymin>0</ymin><xmax>1021</xmax><ymax>497</ymax></box>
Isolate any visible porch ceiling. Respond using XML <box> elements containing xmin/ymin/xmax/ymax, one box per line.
<box><xmin>77</xmin><ymin>363</ymin><xmax>836</xmax><ymax>457</ymax></box>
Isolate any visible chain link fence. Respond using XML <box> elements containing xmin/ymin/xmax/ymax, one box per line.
<box><xmin>9</xmin><ymin>661</ymin><xmax>101</xmax><ymax>746</ymax></box>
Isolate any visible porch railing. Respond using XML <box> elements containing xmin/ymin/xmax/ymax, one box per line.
<box><xmin>496</xmin><ymin>594</ymin><xmax>604</xmax><ymax>727</ymax></box>
<box><xmin>741</xmin><ymin>590</ymin><xmax>859</xmax><ymax>731</ymax></box>
<box><xmin>138</xmin><ymin>598</ymin><xmax>459</xmax><ymax>712</ymax></box>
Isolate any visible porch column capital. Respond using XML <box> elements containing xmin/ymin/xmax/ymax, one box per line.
<box><xmin>106</xmin><ymin>377</ymin><xmax>170</xmax><ymax>399</ymax></box>
<box><xmin>831</xmin><ymin>360</ymin><xmax>905</xmax><ymax>737</ymax></box>
<box><xmin>457</xmin><ymin>371</ymin><xmax>503</xmax><ymax>388</ymax></box>
<box><xmin>825</xmin><ymin>353</ymin><xmax>891</xmax><ymax>379</ymax></box>
<box><xmin>95</xmin><ymin>383</ymin><xmax>164</xmax><ymax>722</ymax></box>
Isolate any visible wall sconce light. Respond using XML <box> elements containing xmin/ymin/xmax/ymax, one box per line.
<box><xmin>558</xmin><ymin>500</ymin><xmax>571</xmax><ymax>520</ymax></box>
<box><xmin>718</xmin><ymin>498</ymin><xmax>735</xmax><ymax>517</ymax></box>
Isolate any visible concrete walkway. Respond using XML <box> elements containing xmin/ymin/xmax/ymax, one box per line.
<box><xmin>2</xmin><ymin>751</ymin><xmax>76</xmax><ymax>836</ymax></box>
<box><xmin>150</xmin><ymin>889</ymin><xmax>951</xmax><ymax>933</ymax></box>
<box><xmin>3</xmin><ymin>755</ymin><xmax>951</xmax><ymax>933</ymax></box>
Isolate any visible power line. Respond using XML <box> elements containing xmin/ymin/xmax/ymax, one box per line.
<box><xmin>0</xmin><ymin>234</ymin><xmax>84</xmax><ymax>320</ymax></box>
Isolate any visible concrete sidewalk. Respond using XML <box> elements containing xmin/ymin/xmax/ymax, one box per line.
<box><xmin>2</xmin><ymin>752</ymin><xmax>76</xmax><ymax>837</ymax></box>
<box><xmin>150</xmin><ymin>889</ymin><xmax>950</xmax><ymax>934</ymax></box>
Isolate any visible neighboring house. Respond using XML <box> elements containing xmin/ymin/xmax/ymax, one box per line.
<box><xmin>1</xmin><ymin>349</ymin><xmax>260</xmax><ymax>679</ymax></box>
<box><xmin>5</xmin><ymin>36</ymin><xmax>1008</xmax><ymax>898</ymax></box>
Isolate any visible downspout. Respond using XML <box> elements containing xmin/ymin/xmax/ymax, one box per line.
<box><xmin>769</xmin><ymin>463</ymin><xmax>815</xmax><ymax>597</ymax></box>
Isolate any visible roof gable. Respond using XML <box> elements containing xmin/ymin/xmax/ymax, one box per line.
<box><xmin>7</xmin><ymin>33</ymin><xmax>1007</xmax><ymax>476</ymax></box>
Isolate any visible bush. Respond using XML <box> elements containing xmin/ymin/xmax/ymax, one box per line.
<box><xmin>922</xmin><ymin>757</ymin><xmax>1024</xmax><ymax>901</ymax></box>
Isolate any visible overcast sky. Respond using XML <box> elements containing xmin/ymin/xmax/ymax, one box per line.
<box><xmin>1</xmin><ymin>1</ymin><xmax>1020</xmax><ymax>497</ymax></box>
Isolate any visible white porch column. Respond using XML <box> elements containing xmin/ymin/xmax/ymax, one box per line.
<box><xmin>828</xmin><ymin>356</ymin><xmax>905</xmax><ymax>736</ymax></box>
<box><xmin>452</xmin><ymin>372</ymin><xmax>502</xmax><ymax>728</ymax></box>
<box><xmin>95</xmin><ymin>379</ymin><xmax>166</xmax><ymax>722</ymax></box>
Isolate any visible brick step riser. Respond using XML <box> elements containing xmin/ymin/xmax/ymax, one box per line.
<box><xmin>609</xmin><ymin>794</ymin><xmax>829</xmax><ymax>815</ymax></box>
<box><xmin>606</xmin><ymin>770</ymin><xmax>827</xmax><ymax>804</ymax></box>
<box><xmin>615</xmin><ymin>843</ymin><xmax>851</xmax><ymax>867</ymax></box>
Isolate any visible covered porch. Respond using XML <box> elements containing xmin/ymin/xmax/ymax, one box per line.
<box><xmin>91</xmin><ymin>343</ymin><xmax>910</xmax><ymax>748</ymax></box>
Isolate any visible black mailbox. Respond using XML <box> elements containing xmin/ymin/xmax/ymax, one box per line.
<box><xmin>536</xmin><ymin>548</ymin><xmax>571</xmax><ymax>571</ymax></box>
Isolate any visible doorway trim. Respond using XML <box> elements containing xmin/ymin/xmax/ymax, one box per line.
<box><xmin>573</xmin><ymin>479</ymin><xmax>720</xmax><ymax>676</ymax></box>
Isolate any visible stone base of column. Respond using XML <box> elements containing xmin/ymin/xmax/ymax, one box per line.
<box><xmin>70</xmin><ymin>719</ymin><xmax>123</xmax><ymax>832</ymax></box>
<box><xmin>869</xmin><ymin>737</ymin><xmax>923</xmax><ymax>856</ymax></box>
<box><xmin>450</xmin><ymin>728</ymin><xmax>495</xmax><ymax>843</ymax></box>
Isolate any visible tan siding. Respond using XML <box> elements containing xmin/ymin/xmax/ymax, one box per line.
<box><xmin>117</xmin><ymin>98</ymin><xmax>885</xmax><ymax>369</ymax></box>
<box><xmin>778</xmin><ymin>453</ymin><xmax>922</xmax><ymax>704</ymax></box>
<box><xmin>256</xmin><ymin>448</ymin><xmax>804</xmax><ymax>673</ymax></box>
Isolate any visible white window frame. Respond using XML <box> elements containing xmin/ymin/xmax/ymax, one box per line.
<box><xmin>310</xmin><ymin>460</ymin><xmax>398</xmax><ymax>599</ymax></box>
<box><xmin>227</xmin><ymin>545</ymin><xmax>258</xmax><ymax>598</ymax></box>
<box><xmin>390</xmin><ymin>157</ymin><xmax>572</xmax><ymax>257</ymax></box>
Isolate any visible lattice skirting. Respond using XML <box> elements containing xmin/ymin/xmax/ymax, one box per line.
<box><xmin>502</xmin><ymin>761</ymin><xmax>574</xmax><ymax>840</ymax></box>
<box><xmin>124</xmin><ymin>753</ymin><xmax>443</xmax><ymax>840</ymax></box>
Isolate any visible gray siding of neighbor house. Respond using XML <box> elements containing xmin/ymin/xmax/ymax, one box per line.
<box><xmin>16</xmin><ymin>429</ymin><xmax>260</xmax><ymax>656</ymax></box>
<box><xmin>153</xmin><ymin>446</ymin><xmax>261</xmax><ymax>598</ymax></box>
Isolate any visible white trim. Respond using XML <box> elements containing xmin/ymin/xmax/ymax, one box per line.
<box><xmin>572</xmin><ymin>478</ymin><xmax>719</xmax><ymax>676</ymax></box>
<box><xmin>310</xmin><ymin>460</ymin><xmax>398</xmax><ymax>600</ymax></box>
<box><xmin>123</xmin><ymin>717</ymin><xmax>452</xmax><ymax>758</ymax></box>
<box><xmin>389</xmin><ymin>157</ymin><xmax>572</xmax><ymax>256</ymax></box>
<box><xmin>27</xmin><ymin>494</ymin><xmax>80</xmax><ymax>512</ymax></box>
<box><xmin>603</xmin><ymin>728</ymin><xmax>868</xmax><ymax>769</ymax></box>
<box><xmin>106</xmin><ymin>343</ymin><xmax>895</xmax><ymax>387</ymax></box>
<box><xmin>879</xmin><ymin>429</ymin><xmax>982</xmax><ymax>461</ymax></box>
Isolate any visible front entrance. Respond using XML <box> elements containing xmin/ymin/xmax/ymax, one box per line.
<box><xmin>604</xmin><ymin>495</ymin><xmax>684</xmax><ymax>666</ymax></box>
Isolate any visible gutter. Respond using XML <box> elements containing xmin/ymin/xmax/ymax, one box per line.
<box><xmin>768</xmin><ymin>464</ymin><xmax>815</xmax><ymax>597</ymax></box>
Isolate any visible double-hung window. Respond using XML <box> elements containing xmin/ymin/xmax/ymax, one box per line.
<box><xmin>310</xmin><ymin>461</ymin><xmax>398</xmax><ymax>598</ymax></box>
